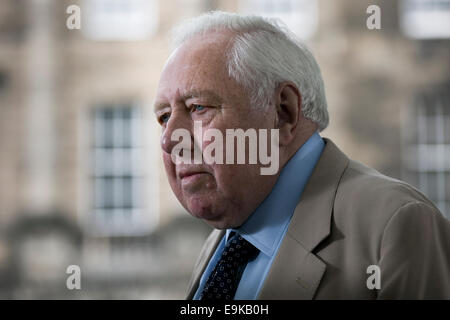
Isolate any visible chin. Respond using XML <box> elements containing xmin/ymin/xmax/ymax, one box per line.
<box><xmin>187</xmin><ymin>198</ymin><xmax>219</xmax><ymax>220</ymax></box>
<box><xmin>201</xmin><ymin>212</ymin><xmax>237</xmax><ymax>230</ymax></box>
<box><xmin>204</xmin><ymin>220</ymin><xmax>231</xmax><ymax>230</ymax></box>
<box><xmin>185</xmin><ymin>197</ymin><xmax>233</xmax><ymax>229</ymax></box>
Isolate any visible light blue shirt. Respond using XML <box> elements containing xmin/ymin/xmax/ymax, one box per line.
<box><xmin>193</xmin><ymin>132</ymin><xmax>325</xmax><ymax>300</ymax></box>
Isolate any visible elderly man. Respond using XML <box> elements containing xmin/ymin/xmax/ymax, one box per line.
<box><xmin>154</xmin><ymin>12</ymin><xmax>450</xmax><ymax>300</ymax></box>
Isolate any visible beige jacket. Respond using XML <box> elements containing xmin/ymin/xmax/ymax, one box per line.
<box><xmin>186</xmin><ymin>138</ymin><xmax>450</xmax><ymax>299</ymax></box>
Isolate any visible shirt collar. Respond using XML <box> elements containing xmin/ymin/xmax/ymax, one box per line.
<box><xmin>226</xmin><ymin>132</ymin><xmax>325</xmax><ymax>256</ymax></box>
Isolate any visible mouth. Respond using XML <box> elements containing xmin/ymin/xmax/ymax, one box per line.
<box><xmin>178</xmin><ymin>170</ymin><xmax>212</xmax><ymax>187</ymax></box>
<box><xmin>179</xmin><ymin>171</ymin><xmax>209</xmax><ymax>179</ymax></box>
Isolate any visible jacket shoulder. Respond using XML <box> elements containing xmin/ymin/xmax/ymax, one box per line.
<box><xmin>343</xmin><ymin>160</ymin><xmax>435</xmax><ymax>206</ymax></box>
<box><xmin>334</xmin><ymin>159</ymin><xmax>443</xmax><ymax>234</ymax></box>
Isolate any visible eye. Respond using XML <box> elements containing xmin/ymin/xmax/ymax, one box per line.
<box><xmin>192</xmin><ymin>104</ymin><xmax>206</xmax><ymax>112</ymax></box>
<box><xmin>158</xmin><ymin>113</ymin><xmax>170</xmax><ymax>124</ymax></box>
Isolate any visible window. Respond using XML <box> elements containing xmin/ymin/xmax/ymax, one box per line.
<box><xmin>91</xmin><ymin>104</ymin><xmax>148</xmax><ymax>234</ymax></box>
<box><xmin>82</xmin><ymin>0</ymin><xmax>158</xmax><ymax>41</ymax></box>
<box><xmin>0</xmin><ymin>70</ymin><xmax>9</xmax><ymax>94</ymax></box>
<box><xmin>402</xmin><ymin>86</ymin><xmax>450</xmax><ymax>219</ymax></box>
<box><xmin>400</xmin><ymin>0</ymin><xmax>450</xmax><ymax>39</ymax></box>
<box><xmin>239</xmin><ymin>0</ymin><xmax>318</xmax><ymax>39</ymax></box>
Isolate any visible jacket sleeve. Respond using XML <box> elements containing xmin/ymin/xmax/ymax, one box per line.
<box><xmin>377</xmin><ymin>201</ymin><xmax>450</xmax><ymax>299</ymax></box>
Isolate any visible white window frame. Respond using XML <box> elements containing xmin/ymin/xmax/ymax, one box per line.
<box><xmin>239</xmin><ymin>0</ymin><xmax>318</xmax><ymax>39</ymax></box>
<box><xmin>400</xmin><ymin>0</ymin><xmax>450</xmax><ymax>39</ymax></box>
<box><xmin>87</xmin><ymin>103</ymin><xmax>157</xmax><ymax>235</ymax></box>
<box><xmin>82</xmin><ymin>0</ymin><xmax>159</xmax><ymax>41</ymax></box>
<box><xmin>402</xmin><ymin>89</ymin><xmax>450</xmax><ymax>219</ymax></box>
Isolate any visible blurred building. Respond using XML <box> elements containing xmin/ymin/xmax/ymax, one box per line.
<box><xmin>0</xmin><ymin>0</ymin><xmax>448</xmax><ymax>299</ymax></box>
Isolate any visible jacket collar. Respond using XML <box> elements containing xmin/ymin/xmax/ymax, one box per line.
<box><xmin>286</xmin><ymin>138</ymin><xmax>349</xmax><ymax>251</ymax></box>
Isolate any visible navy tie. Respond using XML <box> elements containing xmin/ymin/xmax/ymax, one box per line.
<box><xmin>200</xmin><ymin>233</ymin><xmax>259</xmax><ymax>300</ymax></box>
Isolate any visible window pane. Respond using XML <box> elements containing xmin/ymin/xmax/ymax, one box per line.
<box><xmin>94</xmin><ymin>178</ymin><xmax>104</xmax><ymax>208</ymax></box>
<box><xmin>113</xmin><ymin>108</ymin><xmax>124</xmax><ymax>147</ymax></box>
<box><xmin>400</xmin><ymin>0</ymin><xmax>450</xmax><ymax>39</ymax></box>
<box><xmin>425</xmin><ymin>116</ymin><xmax>436</xmax><ymax>144</ymax></box>
<box><xmin>82</xmin><ymin>0</ymin><xmax>159</xmax><ymax>41</ymax></box>
<box><xmin>103</xmin><ymin>177</ymin><xmax>114</xmax><ymax>209</ymax></box>
<box><xmin>103</xmin><ymin>108</ymin><xmax>114</xmax><ymax>148</ymax></box>
<box><xmin>131</xmin><ymin>177</ymin><xmax>141</xmax><ymax>208</ymax></box>
<box><xmin>122</xmin><ymin>107</ymin><xmax>132</xmax><ymax>148</ymax></box>
<box><xmin>123</xmin><ymin>177</ymin><xmax>133</xmax><ymax>208</ymax></box>
<box><xmin>445</xmin><ymin>173</ymin><xmax>450</xmax><ymax>200</ymax></box>
<box><xmin>113</xmin><ymin>177</ymin><xmax>124</xmax><ymax>208</ymax></box>
<box><xmin>239</xmin><ymin>0</ymin><xmax>318</xmax><ymax>39</ymax></box>
<box><xmin>444</xmin><ymin>115</ymin><xmax>450</xmax><ymax>144</ymax></box>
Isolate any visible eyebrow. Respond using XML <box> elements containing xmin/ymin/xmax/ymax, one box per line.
<box><xmin>153</xmin><ymin>101</ymin><xmax>170</xmax><ymax>113</ymax></box>
<box><xmin>153</xmin><ymin>89</ymin><xmax>223</xmax><ymax>113</ymax></box>
<box><xmin>180</xmin><ymin>89</ymin><xmax>223</xmax><ymax>103</ymax></box>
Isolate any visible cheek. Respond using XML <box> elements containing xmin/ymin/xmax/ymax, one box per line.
<box><xmin>162</xmin><ymin>154</ymin><xmax>176</xmax><ymax>182</ymax></box>
<box><xmin>212</xmin><ymin>164</ymin><xmax>252</xmax><ymax>193</ymax></box>
<box><xmin>163</xmin><ymin>154</ymin><xmax>187</xmax><ymax>204</ymax></box>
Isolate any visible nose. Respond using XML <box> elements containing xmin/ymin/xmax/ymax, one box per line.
<box><xmin>160</xmin><ymin>111</ymin><xmax>193</xmax><ymax>155</ymax></box>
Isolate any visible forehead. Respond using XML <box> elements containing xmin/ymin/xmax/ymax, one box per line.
<box><xmin>155</xmin><ymin>33</ymin><xmax>238</xmax><ymax>103</ymax></box>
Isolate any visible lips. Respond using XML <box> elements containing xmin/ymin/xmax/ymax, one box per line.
<box><xmin>179</xmin><ymin>170</ymin><xmax>209</xmax><ymax>180</ymax></box>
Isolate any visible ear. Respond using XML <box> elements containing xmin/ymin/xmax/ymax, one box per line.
<box><xmin>275</xmin><ymin>82</ymin><xmax>301</xmax><ymax>146</ymax></box>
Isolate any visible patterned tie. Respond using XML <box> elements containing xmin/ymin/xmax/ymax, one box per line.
<box><xmin>200</xmin><ymin>233</ymin><xmax>259</xmax><ymax>300</ymax></box>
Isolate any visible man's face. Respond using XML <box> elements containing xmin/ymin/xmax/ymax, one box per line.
<box><xmin>154</xmin><ymin>32</ymin><xmax>280</xmax><ymax>229</ymax></box>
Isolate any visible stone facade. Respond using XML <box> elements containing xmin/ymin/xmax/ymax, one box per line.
<box><xmin>0</xmin><ymin>0</ymin><xmax>448</xmax><ymax>298</ymax></box>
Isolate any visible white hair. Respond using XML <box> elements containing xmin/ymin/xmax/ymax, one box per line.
<box><xmin>171</xmin><ymin>11</ymin><xmax>329</xmax><ymax>131</ymax></box>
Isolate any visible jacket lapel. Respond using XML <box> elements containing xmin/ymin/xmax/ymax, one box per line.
<box><xmin>185</xmin><ymin>229</ymin><xmax>225</xmax><ymax>299</ymax></box>
<box><xmin>258</xmin><ymin>138</ymin><xmax>349</xmax><ymax>299</ymax></box>
<box><xmin>257</xmin><ymin>232</ymin><xmax>327</xmax><ymax>299</ymax></box>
